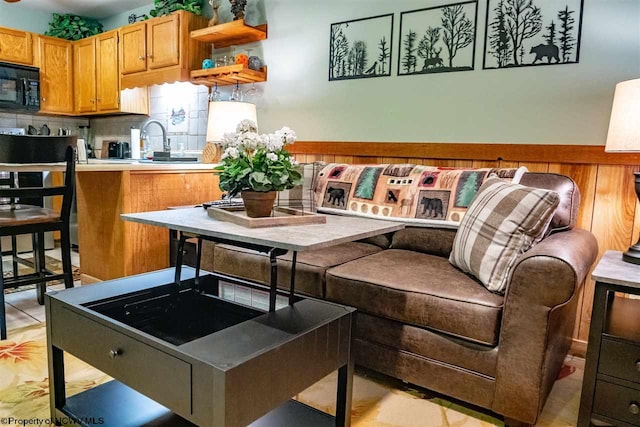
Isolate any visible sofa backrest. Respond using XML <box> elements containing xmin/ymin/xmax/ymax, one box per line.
<box><xmin>519</xmin><ymin>172</ymin><xmax>580</xmax><ymax>233</ymax></box>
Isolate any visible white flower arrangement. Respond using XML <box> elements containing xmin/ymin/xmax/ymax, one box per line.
<box><xmin>217</xmin><ymin>121</ymin><xmax>301</xmax><ymax>195</ymax></box>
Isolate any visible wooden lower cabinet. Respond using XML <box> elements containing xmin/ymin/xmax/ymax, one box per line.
<box><xmin>76</xmin><ymin>170</ymin><xmax>221</xmax><ymax>282</ymax></box>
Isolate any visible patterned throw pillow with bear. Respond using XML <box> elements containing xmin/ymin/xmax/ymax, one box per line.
<box><xmin>313</xmin><ymin>163</ymin><xmax>527</xmax><ymax>228</ymax></box>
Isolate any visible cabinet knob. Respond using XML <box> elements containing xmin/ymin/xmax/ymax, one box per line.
<box><xmin>147</xmin><ymin>54</ymin><xmax>153</xmax><ymax>59</ymax></box>
<box><xmin>636</xmin><ymin>360</ymin><xmax>640</xmax><ymax>372</ymax></box>
<box><xmin>96</xmin><ymin>98</ymin><xmax>101</xmax><ymax>102</ymax></box>
<box><xmin>630</xmin><ymin>402</ymin><xmax>640</xmax><ymax>415</ymax></box>
<box><xmin>90</xmin><ymin>99</ymin><xmax>95</xmax><ymax>104</ymax></box>
<box><xmin>138</xmin><ymin>56</ymin><xmax>144</xmax><ymax>60</ymax></box>
<box><xmin>108</xmin><ymin>349</ymin><xmax>121</xmax><ymax>359</ymax></box>
<box><xmin>41</xmin><ymin>97</ymin><xmax>46</xmax><ymax>102</ymax></box>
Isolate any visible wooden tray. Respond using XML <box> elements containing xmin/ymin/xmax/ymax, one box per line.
<box><xmin>207</xmin><ymin>206</ymin><xmax>326</xmax><ymax>228</ymax></box>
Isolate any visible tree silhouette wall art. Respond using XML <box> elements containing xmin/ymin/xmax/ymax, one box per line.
<box><xmin>483</xmin><ymin>0</ymin><xmax>583</xmax><ymax>69</ymax></box>
<box><xmin>329</xmin><ymin>14</ymin><xmax>394</xmax><ymax>81</ymax></box>
<box><xmin>398</xmin><ymin>1</ymin><xmax>478</xmax><ymax>76</ymax></box>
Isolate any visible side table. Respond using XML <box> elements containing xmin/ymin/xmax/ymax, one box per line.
<box><xmin>578</xmin><ymin>251</ymin><xmax>640</xmax><ymax>427</ymax></box>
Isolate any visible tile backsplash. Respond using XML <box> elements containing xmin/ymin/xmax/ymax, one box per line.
<box><xmin>0</xmin><ymin>112</ymin><xmax>88</xmax><ymax>135</ymax></box>
<box><xmin>90</xmin><ymin>82</ymin><xmax>210</xmax><ymax>157</ymax></box>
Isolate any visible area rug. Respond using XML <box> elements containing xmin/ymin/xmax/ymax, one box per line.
<box><xmin>0</xmin><ymin>323</ymin><xmax>582</xmax><ymax>426</ymax></box>
<box><xmin>2</xmin><ymin>256</ymin><xmax>81</xmax><ymax>294</ymax></box>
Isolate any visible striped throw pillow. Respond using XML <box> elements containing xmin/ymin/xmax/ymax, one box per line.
<box><xmin>449</xmin><ymin>177</ymin><xmax>559</xmax><ymax>293</ymax></box>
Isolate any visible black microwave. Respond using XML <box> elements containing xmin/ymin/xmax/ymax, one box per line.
<box><xmin>0</xmin><ymin>62</ymin><xmax>40</xmax><ymax>112</ymax></box>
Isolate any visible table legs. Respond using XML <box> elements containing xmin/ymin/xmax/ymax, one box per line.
<box><xmin>335</xmin><ymin>349</ymin><xmax>354</xmax><ymax>427</ymax></box>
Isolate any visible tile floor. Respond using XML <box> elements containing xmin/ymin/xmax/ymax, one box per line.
<box><xmin>2</xmin><ymin>248</ymin><xmax>80</xmax><ymax>327</ymax></box>
<box><xmin>1</xmin><ymin>249</ymin><xmax>585</xmax><ymax>426</ymax></box>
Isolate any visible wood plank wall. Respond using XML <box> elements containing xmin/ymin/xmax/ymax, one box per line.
<box><xmin>289</xmin><ymin>141</ymin><xmax>640</xmax><ymax>356</ymax></box>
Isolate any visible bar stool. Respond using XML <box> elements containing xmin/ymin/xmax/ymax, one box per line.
<box><xmin>0</xmin><ymin>135</ymin><xmax>76</xmax><ymax>340</ymax></box>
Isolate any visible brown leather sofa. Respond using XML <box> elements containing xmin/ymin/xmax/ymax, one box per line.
<box><xmin>200</xmin><ymin>172</ymin><xmax>598</xmax><ymax>426</ymax></box>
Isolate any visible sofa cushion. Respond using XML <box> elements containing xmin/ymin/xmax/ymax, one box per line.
<box><xmin>326</xmin><ymin>249</ymin><xmax>504</xmax><ymax>346</ymax></box>
<box><xmin>449</xmin><ymin>177</ymin><xmax>560</xmax><ymax>293</ymax></box>
<box><xmin>313</xmin><ymin>163</ymin><xmax>527</xmax><ymax>229</ymax></box>
<box><xmin>389</xmin><ymin>227</ymin><xmax>457</xmax><ymax>256</ymax></box>
<box><xmin>213</xmin><ymin>241</ymin><xmax>383</xmax><ymax>298</ymax></box>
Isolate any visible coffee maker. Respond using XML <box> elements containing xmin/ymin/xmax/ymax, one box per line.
<box><xmin>107</xmin><ymin>141</ymin><xmax>131</xmax><ymax>159</ymax></box>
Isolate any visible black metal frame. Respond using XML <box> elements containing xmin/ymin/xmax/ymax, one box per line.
<box><xmin>0</xmin><ymin>135</ymin><xmax>77</xmax><ymax>340</ymax></box>
<box><xmin>172</xmin><ymin>231</ymin><xmax>296</xmax><ymax>312</ymax></box>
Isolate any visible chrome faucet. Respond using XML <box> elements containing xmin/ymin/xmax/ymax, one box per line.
<box><xmin>141</xmin><ymin>119</ymin><xmax>170</xmax><ymax>152</ymax></box>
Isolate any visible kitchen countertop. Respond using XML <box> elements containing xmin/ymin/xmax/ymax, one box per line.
<box><xmin>0</xmin><ymin>159</ymin><xmax>220</xmax><ymax>172</ymax></box>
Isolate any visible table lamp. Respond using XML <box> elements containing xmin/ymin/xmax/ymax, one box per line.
<box><xmin>604</xmin><ymin>78</ymin><xmax>640</xmax><ymax>263</ymax></box>
<box><xmin>202</xmin><ymin>101</ymin><xmax>257</xmax><ymax>163</ymax></box>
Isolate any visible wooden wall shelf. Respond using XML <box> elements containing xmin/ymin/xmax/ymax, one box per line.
<box><xmin>190</xmin><ymin>20</ymin><xmax>267</xmax><ymax>48</ymax></box>
<box><xmin>191</xmin><ymin>64</ymin><xmax>267</xmax><ymax>86</ymax></box>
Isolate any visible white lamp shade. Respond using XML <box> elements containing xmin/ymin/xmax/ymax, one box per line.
<box><xmin>206</xmin><ymin>101</ymin><xmax>257</xmax><ymax>143</ymax></box>
<box><xmin>605</xmin><ymin>78</ymin><xmax>640</xmax><ymax>152</ymax></box>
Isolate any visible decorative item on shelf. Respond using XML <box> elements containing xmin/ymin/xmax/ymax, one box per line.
<box><xmin>202</xmin><ymin>58</ymin><xmax>214</xmax><ymax>69</ymax></box>
<box><xmin>229</xmin><ymin>0</ymin><xmax>248</xmax><ymax>21</ymax></box>
<box><xmin>203</xmin><ymin>100</ymin><xmax>257</xmax><ymax>164</ymax></box>
<box><xmin>235</xmin><ymin>53</ymin><xmax>249</xmax><ymax>67</ymax></box>
<box><xmin>247</xmin><ymin>55</ymin><xmax>263</xmax><ymax>71</ymax></box>
<box><xmin>208</xmin><ymin>0</ymin><xmax>221</xmax><ymax>26</ymax></box>
<box><xmin>216</xmin><ymin>120</ymin><xmax>301</xmax><ymax>218</ymax></box>
<box><xmin>603</xmin><ymin>78</ymin><xmax>640</xmax><ymax>264</ymax></box>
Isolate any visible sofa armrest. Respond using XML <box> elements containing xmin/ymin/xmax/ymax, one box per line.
<box><xmin>492</xmin><ymin>228</ymin><xmax>597</xmax><ymax>424</ymax></box>
<box><xmin>505</xmin><ymin>228</ymin><xmax>598</xmax><ymax>307</ymax></box>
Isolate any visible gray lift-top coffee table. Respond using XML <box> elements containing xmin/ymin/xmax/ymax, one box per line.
<box><xmin>46</xmin><ymin>209</ymin><xmax>403</xmax><ymax>426</ymax></box>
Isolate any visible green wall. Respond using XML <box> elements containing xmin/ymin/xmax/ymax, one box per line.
<box><xmin>253</xmin><ymin>0</ymin><xmax>639</xmax><ymax>145</ymax></box>
<box><xmin>0</xmin><ymin>4</ymin><xmax>52</xmax><ymax>34</ymax></box>
<box><xmin>100</xmin><ymin>0</ymin><xmax>640</xmax><ymax>146</ymax></box>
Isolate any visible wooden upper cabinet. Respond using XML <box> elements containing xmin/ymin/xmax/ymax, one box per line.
<box><xmin>72</xmin><ymin>29</ymin><xmax>147</xmax><ymax>116</ymax></box>
<box><xmin>120</xmin><ymin>11</ymin><xmax>208</xmax><ymax>89</ymax></box>
<box><xmin>96</xmin><ymin>31</ymin><xmax>120</xmax><ymax>111</ymax></box>
<box><xmin>0</xmin><ymin>27</ymin><xmax>33</xmax><ymax>65</ymax></box>
<box><xmin>37</xmin><ymin>35</ymin><xmax>74</xmax><ymax>114</ymax></box>
<box><xmin>120</xmin><ymin>22</ymin><xmax>147</xmax><ymax>75</ymax></box>
<box><xmin>74</xmin><ymin>38</ymin><xmax>97</xmax><ymax>113</ymax></box>
<box><xmin>147</xmin><ymin>14</ymin><xmax>180</xmax><ymax>70</ymax></box>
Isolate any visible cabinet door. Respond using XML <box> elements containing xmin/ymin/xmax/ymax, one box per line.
<box><xmin>96</xmin><ymin>31</ymin><xmax>120</xmax><ymax>111</ymax></box>
<box><xmin>147</xmin><ymin>14</ymin><xmax>180</xmax><ymax>70</ymax></box>
<box><xmin>74</xmin><ymin>38</ymin><xmax>97</xmax><ymax>113</ymax></box>
<box><xmin>120</xmin><ymin>22</ymin><xmax>147</xmax><ymax>75</ymax></box>
<box><xmin>0</xmin><ymin>27</ymin><xmax>33</xmax><ymax>65</ymax></box>
<box><xmin>38</xmin><ymin>36</ymin><xmax>74</xmax><ymax>114</ymax></box>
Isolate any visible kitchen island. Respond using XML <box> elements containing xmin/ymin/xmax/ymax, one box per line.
<box><xmin>76</xmin><ymin>160</ymin><xmax>221</xmax><ymax>282</ymax></box>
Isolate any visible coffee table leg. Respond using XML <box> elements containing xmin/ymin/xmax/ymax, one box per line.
<box><xmin>269</xmin><ymin>249</ymin><xmax>279</xmax><ymax>312</ymax></box>
<box><xmin>335</xmin><ymin>359</ymin><xmax>354</xmax><ymax>427</ymax></box>
<box><xmin>46</xmin><ymin>297</ymin><xmax>66</xmax><ymax>424</ymax></box>
<box><xmin>174</xmin><ymin>233</ymin><xmax>186</xmax><ymax>286</ymax></box>
<box><xmin>195</xmin><ymin>237</ymin><xmax>203</xmax><ymax>286</ymax></box>
<box><xmin>289</xmin><ymin>251</ymin><xmax>297</xmax><ymax>305</ymax></box>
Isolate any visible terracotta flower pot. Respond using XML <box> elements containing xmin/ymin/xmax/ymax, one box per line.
<box><xmin>241</xmin><ymin>191</ymin><xmax>276</xmax><ymax>218</ymax></box>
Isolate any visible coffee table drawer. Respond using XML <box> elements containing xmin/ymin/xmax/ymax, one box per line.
<box><xmin>52</xmin><ymin>306</ymin><xmax>191</xmax><ymax>416</ymax></box>
<box><xmin>593</xmin><ymin>380</ymin><xmax>640</xmax><ymax>426</ymax></box>
<box><xmin>599</xmin><ymin>338</ymin><xmax>640</xmax><ymax>383</ymax></box>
